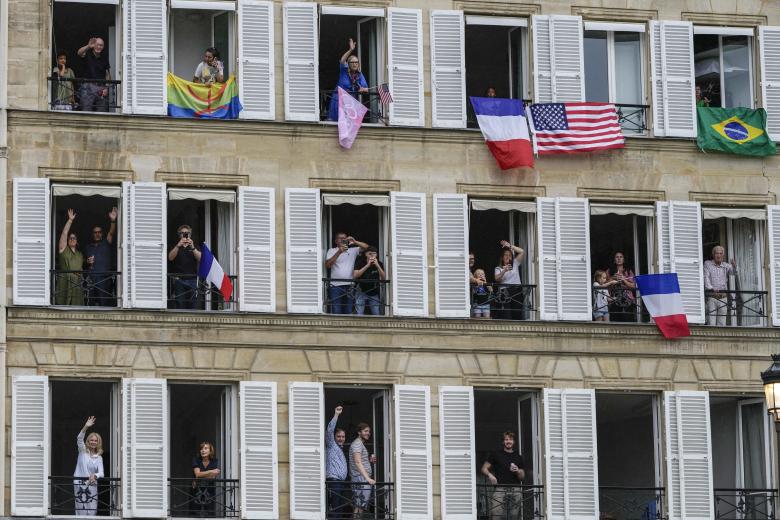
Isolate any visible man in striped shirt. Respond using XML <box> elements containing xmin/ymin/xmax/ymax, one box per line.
<box><xmin>326</xmin><ymin>406</ymin><xmax>349</xmax><ymax>518</ymax></box>
<box><xmin>704</xmin><ymin>245</ymin><xmax>737</xmax><ymax>326</ymax></box>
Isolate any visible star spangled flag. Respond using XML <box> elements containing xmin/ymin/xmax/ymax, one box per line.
<box><xmin>337</xmin><ymin>86</ymin><xmax>369</xmax><ymax>149</ymax></box>
<box><xmin>635</xmin><ymin>273</ymin><xmax>690</xmax><ymax>339</ymax></box>
<box><xmin>198</xmin><ymin>243</ymin><xmax>233</xmax><ymax>301</ymax></box>
<box><xmin>529</xmin><ymin>102</ymin><xmax>625</xmax><ymax>155</ymax></box>
<box><xmin>377</xmin><ymin>83</ymin><xmax>393</xmax><ymax>105</ymax></box>
<box><xmin>470</xmin><ymin>97</ymin><xmax>534</xmax><ymax>169</ymax></box>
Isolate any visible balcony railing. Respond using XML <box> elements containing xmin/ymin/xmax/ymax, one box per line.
<box><xmin>593</xmin><ymin>286</ymin><xmax>649</xmax><ymax>323</ymax></box>
<box><xmin>598</xmin><ymin>486</ymin><xmax>665</xmax><ymax>520</ymax></box>
<box><xmin>477</xmin><ymin>483</ymin><xmax>543</xmax><ymax>520</ymax></box>
<box><xmin>615</xmin><ymin>104</ymin><xmax>649</xmax><ymax>134</ymax></box>
<box><xmin>319</xmin><ymin>90</ymin><xmax>388</xmax><ymax>124</ymax></box>
<box><xmin>49</xmin><ymin>476</ymin><xmax>121</xmax><ymax>517</ymax></box>
<box><xmin>705</xmin><ymin>290</ymin><xmax>768</xmax><ymax>327</ymax></box>
<box><xmin>471</xmin><ymin>283</ymin><xmax>536</xmax><ymax>320</ymax></box>
<box><xmin>715</xmin><ymin>488</ymin><xmax>778</xmax><ymax>520</ymax></box>
<box><xmin>52</xmin><ymin>270</ymin><xmax>121</xmax><ymax>307</ymax></box>
<box><xmin>325</xmin><ymin>480</ymin><xmax>394</xmax><ymax>519</ymax></box>
<box><xmin>169</xmin><ymin>478</ymin><xmax>240</xmax><ymax>518</ymax></box>
<box><xmin>167</xmin><ymin>274</ymin><xmax>237</xmax><ymax>311</ymax></box>
<box><xmin>48</xmin><ymin>76</ymin><xmax>121</xmax><ymax>112</ymax></box>
<box><xmin>323</xmin><ymin>278</ymin><xmax>391</xmax><ymax>316</ymax></box>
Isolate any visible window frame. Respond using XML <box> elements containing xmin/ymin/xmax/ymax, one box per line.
<box><xmin>693</xmin><ymin>26</ymin><xmax>756</xmax><ymax>109</ymax></box>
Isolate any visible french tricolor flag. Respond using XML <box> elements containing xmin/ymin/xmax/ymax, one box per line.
<box><xmin>470</xmin><ymin>97</ymin><xmax>534</xmax><ymax>170</ymax></box>
<box><xmin>198</xmin><ymin>243</ymin><xmax>233</xmax><ymax>301</ymax></box>
<box><xmin>635</xmin><ymin>273</ymin><xmax>690</xmax><ymax>339</ymax></box>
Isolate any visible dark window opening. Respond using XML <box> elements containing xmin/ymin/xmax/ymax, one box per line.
<box><xmin>170</xmin><ymin>9</ymin><xmax>233</xmax><ymax>81</ymax></box>
<box><xmin>584</xmin><ymin>30</ymin><xmax>609</xmax><ymax>103</ymax></box>
<box><xmin>695</xmin><ymin>34</ymin><xmax>753</xmax><ymax>109</ymax></box>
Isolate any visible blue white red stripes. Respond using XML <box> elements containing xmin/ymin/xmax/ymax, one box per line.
<box><xmin>635</xmin><ymin>273</ymin><xmax>690</xmax><ymax>339</ymax></box>
<box><xmin>198</xmin><ymin>243</ymin><xmax>234</xmax><ymax>301</ymax></box>
<box><xmin>529</xmin><ymin>102</ymin><xmax>625</xmax><ymax>155</ymax></box>
<box><xmin>470</xmin><ymin>97</ymin><xmax>534</xmax><ymax>169</ymax></box>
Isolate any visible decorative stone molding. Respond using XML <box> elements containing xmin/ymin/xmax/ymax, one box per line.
<box><xmin>453</xmin><ymin>1</ymin><xmax>540</xmax><ymax>16</ymax></box>
<box><xmin>457</xmin><ymin>183</ymin><xmax>545</xmax><ymax>199</ymax></box>
<box><xmin>156</xmin><ymin>171</ymin><xmax>249</xmax><ymax>187</ymax></box>
<box><xmin>310</xmin><ymin>178</ymin><xmax>401</xmax><ymax>193</ymax></box>
<box><xmin>40</xmin><ymin>167</ymin><xmax>134</xmax><ymax>183</ymax></box>
<box><xmin>624</xmin><ymin>137</ymin><xmax>697</xmax><ymax>152</ymax></box>
<box><xmin>158</xmin><ymin>369</ymin><xmax>250</xmax><ymax>381</ymax></box>
<box><xmin>577</xmin><ymin>188</ymin><xmax>665</xmax><ymax>203</ymax></box>
<box><xmin>314</xmin><ymin>374</ymin><xmax>403</xmax><ymax>385</ymax></box>
<box><xmin>40</xmin><ymin>366</ymin><xmax>132</xmax><ymax>378</ymax></box>
<box><xmin>681</xmin><ymin>12</ymin><xmax>766</xmax><ymax>27</ymax></box>
<box><xmin>584</xmin><ymin>378</ymin><xmax>672</xmax><ymax>392</ymax></box>
<box><xmin>689</xmin><ymin>191</ymin><xmax>775</xmax><ymax>207</ymax></box>
<box><xmin>572</xmin><ymin>6</ymin><xmax>657</xmax><ymax>22</ymax></box>
<box><xmin>465</xmin><ymin>376</ymin><xmax>550</xmax><ymax>388</ymax></box>
<box><xmin>319</xmin><ymin>0</ymin><xmax>389</xmax><ymax>7</ymax></box>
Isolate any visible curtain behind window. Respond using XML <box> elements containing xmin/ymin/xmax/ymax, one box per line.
<box><xmin>732</xmin><ymin>218</ymin><xmax>762</xmax><ymax>325</ymax></box>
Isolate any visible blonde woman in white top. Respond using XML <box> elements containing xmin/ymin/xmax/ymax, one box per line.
<box><xmin>73</xmin><ymin>416</ymin><xmax>104</xmax><ymax>515</ymax></box>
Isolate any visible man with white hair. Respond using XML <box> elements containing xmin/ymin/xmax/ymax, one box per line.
<box><xmin>703</xmin><ymin>245</ymin><xmax>737</xmax><ymax>326</ymax></box>
<box><xmin>77</xmin><ymin>36</ymin><xmax>111</xmax><ymax>112</ymax></box>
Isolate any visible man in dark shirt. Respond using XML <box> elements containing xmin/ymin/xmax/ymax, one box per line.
<box><xmin>168</xmin><ymin>224</ymin><xmax>202</xmax><ymax>309</ymax></box>
<box><xmin>85</xmin><ymin>207</ymin><xmax>117</xmax><ymax>306</ymax></box>
<box><xmin>481</xmin><ymin>431</ymin><xmax>525</xmax><ymax>519</ymax></box>
<box><xmin>77</xmin><ymin>37</ymin><xmax>111</xmax><ymax>112</ymax></box>
<box><xmin>352</xmin><ymin>246</ymin><xmax>386</xmax><ymax>315</ymax></box>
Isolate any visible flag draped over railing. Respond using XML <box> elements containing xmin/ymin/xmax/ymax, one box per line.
<box><xmin>635</xmin><ymin>273</ymin><xmax>690</xmax><ymax>339</ymax></box>
<box><xmin>166</xmin><ymin>73</ymin><xmax>242</xmax><ymax>119</ymax></box>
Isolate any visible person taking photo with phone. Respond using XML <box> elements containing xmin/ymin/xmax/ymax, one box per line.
<box><xmin>353</xmin><ymin>246</ymin><xmax>386</xmax><ymax>316</ymax></box>
<box><xmin>168</xmin><ymin>224</ymin><xmax>202</xmax><ymax>309</ymax></box>
<box><xmin>324</xmin><ymin>232</ymin><xmax>368</xmax><ymax>314</ymax></box>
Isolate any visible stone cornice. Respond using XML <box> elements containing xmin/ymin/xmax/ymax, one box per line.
<box><xmin>572</xmin><ymin>6</ymin><xmax>657</xmax><ymax>22</ymax></box>
<box><xmin>577</xmin><ymin>187</ymin><xmax>665</xmax><ymax>203</ymax></box>
<box><xmin>681</xmin><ymin>12</ymin><xmax>767</xmax><ymax>27</ymax></box>
<box><xmin>457</xmin><ymin>183</ymin><xmax>545</xmax><ymax>199</ymax></box>
<box><xmin>41</xmin><ymin>167</ymin><xmax>134</xmax><ymax>183</ymax></box>
<box><xmin>156</xmin><ymin>171</ymin><xmax>249</xmax><ymax>187</ymax></box>
<box><xmin>310</xmin><ymin>178</ymin><xmax>401</xmax><ymax>192</ymax></box>
<box><xmin>689</xmin><ymin>191</ymin><xmax>776</xmax><ymax>206</ymax></box>
<box><xmin>453</xmin><ymin>1</ymin><xmax>541</xmax><ymax>16</ymax></box>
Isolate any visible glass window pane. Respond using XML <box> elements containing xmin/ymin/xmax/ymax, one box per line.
<box><xmin>584</xmin><ymin>30</ymin><xmax>609</xmax><ymax>102</ymax></box>
<box><xmin>723</xmin><ymin>35</ymin><xmax>752</xmax><ymax>108</ymax></box>
<box><xmin>694</xmin><ymin>34</ymin><xmax>721</xmax><ymax>107</ymax></box>
<box><xmin>510</xmin><ymin>28</ymin><xmax>524</xmax><ymax>100</ymax></box>
<box><xmin>614</xmin><ymin>32</ymin><xmax>644</xmax><ymax>134</ymax></box>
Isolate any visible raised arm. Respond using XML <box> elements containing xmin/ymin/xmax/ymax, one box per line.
<box><xmin>78</xmin><ymin>38</ymin><xmax>96</xmax><ymax>58</ymax></box>
<box><xmin>78</xmin><ymin>416</ymin><xmax>96</xmax><ymax>453</ymax></box>
<box><xmin>347</xmin><ymin>237</ymin><xmax>369</xmax><ymax>250</ymax></box>
<box><xmin>59</xmin><ymin>209</ymin><xmax>76</xmax><ymax>254</ymax></box>
<box><xmin>106</xmin><ymin>207</ymin><xmax>118</xmax><ymax>245</ymax></box>
<box><xmin>326</xmin><ymin>407</ymin><xmax>342</xmax><ymax>449</ymax></box>
<box><xmin>339</xmin><ymin>38</ymin><xmax>356</xmax><ymax>65</ymax></box>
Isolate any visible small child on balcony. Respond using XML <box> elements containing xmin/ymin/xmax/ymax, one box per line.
<box><xmin>593</xmin><ymin>270</ymin><xmax>617</xmax><ymax>322</ymax></box>
<box><xmin>471</xmin><ymin>268</ymin><xmax>492</xmax><ymax>319</ymax></box>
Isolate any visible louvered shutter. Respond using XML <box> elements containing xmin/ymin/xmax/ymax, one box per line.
<box><xmin>768</xmin><ymin>205</ymin><xmax>780</xmax><ymax>326</ymax></box>
<box><xmin>536</xmin><ymin>197</ymin><xmax>591</xmax><ymax>321</ymax></box>
<box><xmin>531</xmin><ymin>15</ymin><xmax>584</xmax><ymax>103</ymax></box>
<box><xmin>388</xmin><ymin>8</ymin><xmax>424</xmax><ymax>126</ymax></box>
<box><xmin>433</xmin><ymin>194</ymin><xmax>469</xmax><ymax>318</ymax></box>
<box><xmin>122</xmin><ymin>378</ymin><xmax>167</xmax><ymax>518</ymax></box>
<box><xmin>655</xmin><ymin>201</ymin><xmax>704</xmax><ymax>324</ymax></box>
<box><xmin>240</xmin><ymin>381</ymin><xmax>278</xmax><ymax>519</ymax></box>
<box><xmin>664</xmin><ymin>391</ymin><xmax>714</xmax><ymax>520</ymax></box>
<box><xmin>124</xmin><ymin>0</ymin><xmax>167</xmax><ymax>115</ymax></box>
<box><xmin>13</xmin><ymin>178</ymin><xmax>50</xmax><ymax>305</ymax></box>
<box><xmin>394</xmin><ymin>385</ymin><xmax>433</xmax><ymax>519</ymax></box>
<box><xmin>126</xmin><ymin>183</ymin><xmax>166</xmax><ymax>309</ymax></box>
<box><xmin>238</xmin><ymin>0</ymin><xmax>275</xmax><ymax>120</ymax></box>
<box><xmin>288</xmin><ymin>382</ymin><xmax>324</xmax><ymax>519</ymax></box>
<box><xmin>759</xmin><ymin>26</ymin><xmax>780</xmax><ymax>141</ymax></box>
<box><xmin>430</xmin><ymin>10</ymin><xmax>466</xmax><ymax>128</ymax></box>
<box><xmin>121</xmin><ymin>182</ymin><xmax>132</xmax><ymax>308</ymax></box>
<box><xmin>284</xmin><ymin>2</ymin><xmax>319</xmax><ymax>121</ymax></box>
<box><xmin>239</xmin><ymin>187</ymin><xmax>276</xmax><ymax>312</ymax></box>
<box><xmin>543</xmin><ymin>388</ymin><xmax>599</xmax><ymax>520</ymax></box>
<box><xmin>438</xmin><ymin>386</ymin><xmax>475</xmax><ymax>520</ymax></box>
<box><xmin>284</xmin><ymin>188</ymin><xmax>322</xmax><ymax>313</ymax></box>
<box><xmin>391</xmin><ymin>192</ymin><xmax>428</xmax><ymax>317</ymax></box>
<box><xmin>11</xmin><ymin>375</ymin><xmax>49</xmax><ymax>516</ymax></box>
<box><xmin>649</xmin><ymin>21</ymin><xmax>696</xmax><ymax>138</ymax></box>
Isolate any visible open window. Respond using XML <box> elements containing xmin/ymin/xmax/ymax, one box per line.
<box><xmin>169</xmin><ymin>1</ymin><xmax>235</xmax><ymax>81</ymax></box>
<box><xmin>694</xmin><ymin>27</ymin><xmax>755</xmax><ymax>109</ymax></box>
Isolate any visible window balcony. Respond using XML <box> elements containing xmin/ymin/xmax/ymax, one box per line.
<box><xmin>704</xmin><ymin>289</ymin><xmax>768</xmax><ymax>327</ymax></box>
<box><xmin>714</xmin><ymin>488</ymin><xmax>777</xmax><ymax>520</ymax></box>
<box><xmin>167</xmin><ymin>274</ymin><xmax>238</xmax><ymax>311</ymax></box>
<box><xmin>322</xmin><ymin>278</ymin><xmax>391</xmax><ymax>316</ymax></box>
<box><xmin>325</xmin><ymin>480</ymin><xmax>394</xmax><ymax>519</ymax></box>
<box><xmin>51</xmin><ymin>270</ymin><xmax>121</xmax><ymax>308</ymax></box>
<box><xmin>318</xmin><ymin>90</ymin><xmax>389</xmax><ymax>125</ymax></box>
<box><xmin>168</xmin><ymin>478</ymin><xmax>240</xmax><ymax>519</ymax></box>
<box><xmin>598</xmin><ymin>486</ymin><xmax>665</xmax><ymax>520</ymax></box>
<box><xmin>49</xmin><ymin>476</ymin><xmax>121</xmax><ymax>517</ymax></box>
<box><xmin>48</xmin><ymin>77</ymin><xmax>122</xmax><ymax>114</ymax></box>
<box><xmin>615</xmin><ymin>104</ymin><xmax>649</xmax><ymax>135</ymax></box>
<box><xmin>476</xmin><ymin>483</ymin><xmax>544</xmax><ymax>520</ymax></box>
<box><xmin>470</xmin><ymin>283</ymin><xmax>536</xmax><ymax>320</ymax></box>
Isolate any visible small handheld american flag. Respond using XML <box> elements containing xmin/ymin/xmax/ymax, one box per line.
<box><xmin>377</xmin><ymin>83</ymin><xmax>393</xmax><ymax>105</ymax></box>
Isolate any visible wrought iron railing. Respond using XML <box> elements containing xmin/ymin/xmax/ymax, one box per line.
<box><xmin>323</xmin><ymin>278</ymin><xmax>391</xmax><ymax>316</ymax></box>
<box><xmin>715</xmin><ymin>488</ymin><xmax>778</xmax><ymax>520</ymax></box>
<box><xmin>471</xmin><ymin>283</ymin><xmax>536</xmax><ymax>320</ymax></box>
<box><xmin>167</xmin><ymin>274</ymin><xmax>237</xmax><ymax>310</ymax></box>
<box><xmin>615</xmin><ymin>104</ymin><xmax>649</xmax><ymax>134</ymax></box>
<box><xmin>319</xmin><ymin>90</ymin><xmax>388</xmax><ymax>124</ymax></box>
<box><xmin>325</xmin><ymin>480</ymin><xmax>394</xmax><ymax>519</ymax></box>
<box><xmin>592</xmin><ymin>286</ymin><xmax>649</xmax><ymax>323</ymax></box>
<box><xmin>48</xmin><ymin>76</ymin><xmax>121</xmax><ymax>112</ymax></box>
<box><xmin>477</xmin><ymin>483</ymin><xmax>544</xmax><ymax>520</ymax></box>
<box><xmin>49</xmin><ymin>476</ymin><xmax>121</xmax><ymax>517</ymax></box>
<box><xmin>704</xmin><ymin>290</ymin><xmax>768</xmax><ymax>327</ymax></box>
<box><xmin>169</xmin><ymin>478</ymin><xmax>240</xmax><ymax>518</ymax></box>
<box><xmin>598</xmin><ymin>486</ymin><xmax>664</xmax><ymax>520</ymax></box>
<box><xmin>51</xmin><ymin>270</ymin><xmax>120</xmax><ymax>307</ymax></box>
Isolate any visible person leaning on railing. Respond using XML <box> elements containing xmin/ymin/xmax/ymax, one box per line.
<box><xmin>192</xmin><ymin>442</ymin><xmax>220</xmax><ymax>517</ymax></box>
<box><xmin>56</xmin><ymin>208</ymin><xmax>85</xmax><ymax>306</ymax></box>
<box><xmin>704</xmin><ymin>245</ymin><xmax>737</xmax><ymax>326</ymax></box>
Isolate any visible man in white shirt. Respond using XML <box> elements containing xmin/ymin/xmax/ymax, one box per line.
<box><xmin>703</xmin><ymin>245</ymin><xmax>737</xmax><ymax>326</ymax></box>
<box><xmin>325</xmin><ymin>232</ymin><xmax>369</xmax><ymax>314</ymax></box>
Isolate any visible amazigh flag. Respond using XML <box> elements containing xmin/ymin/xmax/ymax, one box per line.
<box><xmin>696</xmin><ymin>107</ymin><xmax>776</xmax><ymax>156</ymax></box>
<box><xmin>337</xmin><ymin>86</ymin><xmax>368</xmax><ymax>149</ymax></box>
<box><xmin>635</xmin><ymin>273</ymin><xmax>690</xmax><ymax>339</ymax></box>
<box><xmin>167</xmin><ymin>73</ymin><xmax>242</xmax><ymax>119</ymax></box>
<box><xmin>198</xmin><ymin>243</ymin><xmax>233</xmax><ymax>301</ymax></box>
<box><xmin>470</xmin><ymin>97</ymin><xmax>534</xmax><ymax>169</ymax></box>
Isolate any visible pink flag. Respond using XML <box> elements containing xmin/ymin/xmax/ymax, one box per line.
<box><xmin>337</xmin><ymin>86</ymin><xmax>368</xmax><ymax>149</ymax></box>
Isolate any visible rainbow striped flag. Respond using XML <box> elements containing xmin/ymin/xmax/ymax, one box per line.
<box><xmin>166</xmin><ymin>73</ymin><xmax>242</xmax><ymax>119</ymax></box>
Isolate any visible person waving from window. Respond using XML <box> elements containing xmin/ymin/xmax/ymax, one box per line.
<box><xmin>327</xmin><ymin>38</ymin><xmax>369</xmax><ymax>121</ymax></box>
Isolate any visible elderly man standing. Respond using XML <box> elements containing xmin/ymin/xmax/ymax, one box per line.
<box><xmin>77</xmin><ymin>37</ymin><xmax>111</xmax><ymax>112</ymax></box>
<box><xmin>704</xmin><ymin>245</ymin><xmax>737</xmax><ymax>326</ymax></box>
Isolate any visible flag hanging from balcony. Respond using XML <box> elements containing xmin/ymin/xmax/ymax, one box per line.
<box><xmin>198</xmin><ymin>243</ymin><xmax>233</xmax><ymax>301</ymax></box>
<box><xmin>696</xmin><ymin>107</ymin><xmax>777</xmax><ymax>157</ymax></box>
<box><xmin>470</xmin><ymin>97</ymin><xmax>534</xmax><ymax>169</ymax></box>
<box><xmin>337</xmin><ymin>86</ymin><xmax>368</xmax><ymax>149</ymax></box>
<box><xmin>528</xmin><ymin>102</ymin><xmax>625</xmax><ymax>154</ymax></box>
<box><xmin>635</xmin><ymin>273</ymin><xmax>690</xmax><ymax>339</ymax></box>
<box><xmin>166</xmin><ymin>73</ymin><xmax>242</xmax><ymax>119</ymax></box>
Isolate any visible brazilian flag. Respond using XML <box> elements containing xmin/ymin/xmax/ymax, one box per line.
<box><xmin>697</xmin><ymin>107</ymin><xmax>776</xmax><ymax>157</ymax></box>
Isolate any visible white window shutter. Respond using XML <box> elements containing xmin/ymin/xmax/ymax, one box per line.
<box><xmin>388</xmin><ymin>8</ymin><xmax>424</xmax><ymax>126</ymax></box>
<box><xmin>240</xmin><ymin>381</ymin><xmax>279</xmax><ymax>519</ymax></box>
<box><xmin>121</xmin><ymin>181</ymin><xmax>132</xmax><ymax>308</ymax></box>
<box><xmin>288</xmin><ymin>382</ymin><xmax>324</xmax><ymax>519</ymax></box>
<box><xmin>283</xmin><ymin>2</ymin><xmax>319</xmax><ymax>122</ymax></box>
<box><xmin>127</xmin><ymin>183</ymin><xmax>167</xmax><ymax>309</ymax></box>
<box><xmin>543</xmin><ymin>388</ymin><xmax>599</xmax><ymax>520</ymax></box>
<box><xmin>649</xmin><ymin>21</ymin><xmax>696</xmax><ymax>138</ymax></box>
<box><xmin>239</xmin><ymin>187</ymin><xmax>276</xmax><ymax>312</ymax></box>
<box><xmin>394</xmin><ymin>384</ymin><xmax>433</xmax><ymax>519</ymax></box>
<box><xmin>284</xmin><ymin>188</ymin><xmax>322</xmax><ymax>313</ymax></box>
<box><xmin>433</xmin><ymin>194</ymin><xmax>469</xmax><ymax>318</ymax></box>
<box><xmin>759</xmin><ymin>26</ymin><xmax>780</xmax><ymax>141</ymax></box>
<box><xmin>391</xmin><ymin>192</ymin><xmax>429</xmax><ymax>317</ymax></box>
<box><xmin>664</xmin><ymin>391</ymin><xmax>714</xmax><ymax>520</ymax></box>
<box><xmin>531</xmin><ymin>15</ymin><xmax>584</xmax><ymax>103</ymax></box>
<box><xmin>438</xmin><ymin>386</ymin><xmax>476</xmax><ymax>520</ymax></box>
<box><xmin>122</xmin><ymin>378</ymin><xmax>168</xmax><ymax>518</ymax></box>
<box><xmin>124</xmin><ymin>0</ymin><xmax>167</xmax><ymax>115</ymax></box>
<box><xmin>655</xmin><ymin>201</ymin><xmax>671</xmax><ymax>273</ymax></box>
<box><xmin>768</xmin><ymin>205</ymin><xmax>780</xmax><ymax>326</ymax></box>
<box><xmin>430</xmin><ymin>10</ymin><xmax>466</xmax><ymax>129</ymax></box>
<box><xmin>536</xmin><ymin>197</ymin><xmax>591</xmax><ymax>321</ymax></box>
<box><xmin>13</xmin><ymin>178</ymin><xmax>50</xmax><ymax>306</ymax></box>
<box><xmin>238</xmin><ymin>0</ymin><xmax>276</xmax><ymax>120</ymax></box>
<box><xmin>11</xmin><ymin>375</ymin><xmax>49</xmax><ymax>516</ymax></box>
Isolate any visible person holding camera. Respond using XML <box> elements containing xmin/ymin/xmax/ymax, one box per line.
<box><xmin>324</xmin><ymin>232</ymin><xmax>368</xmax><ymax>314</ymax></box>
<box><xmin>353</xmin><ymin>246</ymin><xmax>386</xmax><ymax>316</ymax></box>
<box><xmin>168</xmin><ymin>224</ymin><xmax>202</xmax><ymax>309</ymax></box>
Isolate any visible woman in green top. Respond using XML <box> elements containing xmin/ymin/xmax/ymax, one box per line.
<box><xmin>56</xmin><ymin>208</ymin><xmax>85</xmax><ymax>305</ymax></box>
<box><xmin>696</xmin><ymin>85</ymin><xmax>710</xmax><ymax>107</ymax></box>
<box><xmin>52</xmin><ymin>50</ymin><xmax>75</xmax><ymax>110</ymax></box>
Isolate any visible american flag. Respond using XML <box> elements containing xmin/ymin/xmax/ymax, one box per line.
<box><xmin>377</xmin><ymin>83</ymin><xmax>393</xmax><ymax>105</ymax></box>
<box><xmin>528</xmin><ymin>102</ymin><xmax>625</xmax><ymax>155</ymax></box>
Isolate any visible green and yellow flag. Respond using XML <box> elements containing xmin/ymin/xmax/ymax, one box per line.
<box><xmin>697</xmin><ymin>107</ymin><xmax>776</xmax><ymax>157</ymax></box>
